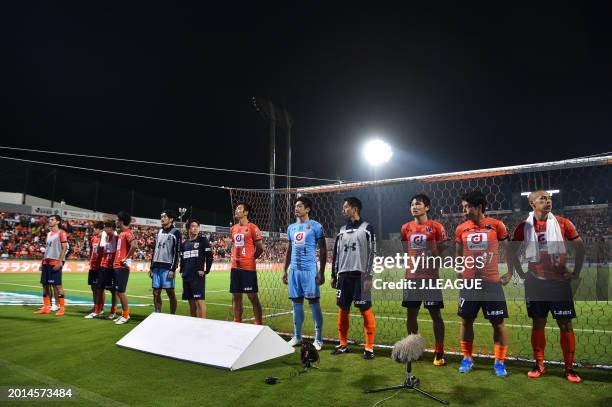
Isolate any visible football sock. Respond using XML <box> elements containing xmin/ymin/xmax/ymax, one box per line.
<box><xmin>461</xmin><ymin>340</ymin><xmax>473</xmax><ymax>358</ymax></box>
<box><xmin>338</xmin><ymin>308</ymin><xmax>350</xmax><ymax>347</ymax></box>
<box><xmin>43</xmin><ymin>296</ymin><xmax>51</xmax><ymax>308</ymax></box>
<box><xmin>531</xmin><ymin>328</ymin><xmax>546</xmax><ymax>366</ymax></box>
<box><xmin>122</xmin><ymin>309</ymin><xmax>129</xmax><ymax>319</ymax></box>
<box><xmin>435</xmin><ymin>341</ymin><xmax>444</xmax><ymax>356</ymax></box>
<box><xmin>560</xmin><ymin>330</ymin><xmax>576</xmax><ymax>370</ymax></box>
<box><xmin>494</xmin><ymin>343</ymin><xmax>508</xmax><ymax>362</ymax></box>
<box><xmin>360</xmin><ymin>308</ymin><xmax>376</xmax><ymax>351</ymax></box>
<box><xmin>309</xmin><ymin>302</ymin><xmax>324</xmax><ymax>342</ymax></box>
<box><xmin>58</xmin><ymin>294</ymin><xmax>65</xmax><ymax>309</ymax></box>
<box><xmin>292</xmin><ymin>301</ymin><xmax>304</xmax><ymax>340</ymax></box>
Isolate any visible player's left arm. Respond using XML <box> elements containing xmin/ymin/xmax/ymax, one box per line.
<box><xmin>251</xmin><ymin>224</ymin><xmax>264</xmax><ymax>259</ymax></box>
<box><xmin>564</xmin><ymin>218</ymin><xmax>585</xmax><ymax>279</ymax></box>
<box><xmin>567</xmin><ymin>237</ymin><xmax>585</xmax><ymax>279</ymax></box>
<box><xmin>317</xmin><ymin>237</ymin><xmax>327</xmax><ymax>285</ymax></box>
<box><xmin>435</xmin><ymin>223</ymin><xmax>451</xmax><ymax>256</ymax></box>
<box><xmin>168</xmin><ymin>229</ymin><xmax>182</xmax><ymax>279</ymax></box>
<box><xmin>55</xmin><ymin>231</ymin><xmax>68</xmax><ymax>271</ymax></box>
<box><xmin>123</xmin><ymin>233</ymin><xmax>138</xmax><ymax>266</ymax></box>
<box><xmin>201</xmin><ymin>236</ymin><xmax>213</xmax><ymax>275</ymax></box>
<box><xmin>56</xmin><ymin>242</ymin><xmax>68</xmax><ymax>271</ymax></box>
<box><xmin>498</xmin><ymin>221</ymin><xmax>513</xmax><ymax>285</ymax></box>
<box><xmin>363</xmin><ymin>223</ymin><xmax>377</xmax><ymax>291</ymax></box>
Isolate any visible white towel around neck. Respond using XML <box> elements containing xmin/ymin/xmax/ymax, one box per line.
<box><xmin>523</xmin><ymin>212</ymin><xmax>565</xmax><ymax>262</ymax></box>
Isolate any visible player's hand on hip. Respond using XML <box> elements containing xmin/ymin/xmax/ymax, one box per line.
<box><xmin>52</xmin><ymin>263</ymin><xmax>62</xmax><ymax>271</ymax></box>
<box><xmin>282</xmin><ymin>272</ymin><xmax>288</xmax><ymax>285</ymax></box>
<box><xmin>331</xmin><ymin>278</ymin><xmax>337</xmax><ymax>289</ymax></box>
<box><xmin>500</xmin><ymin>272</ymin><xmax>512</xmax><ymax>285</ymax></box>
<box><xmin>197</xmin><ymin>270</ymin><xmax>205</xmax><ymax>278</ymax></box>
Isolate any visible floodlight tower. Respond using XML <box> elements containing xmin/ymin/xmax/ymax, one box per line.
<box><xmin>363</xmin><ymin>139</ymin><xmax>393</xmax><ymax>239</ymax></box>
<box><xmin>252</xmin><ymin>97</ymin><xmax>293</xmax><ymax>231</ymax></box>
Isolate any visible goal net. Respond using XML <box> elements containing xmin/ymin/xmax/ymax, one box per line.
<box><xmin>229</xmin><ymin>155</ymin><xmax>612</xmax><ymax>367</ymax></box>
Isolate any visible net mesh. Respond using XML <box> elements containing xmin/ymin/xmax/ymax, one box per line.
<box><xmin>229</xmin><ymin>156</ymin><xmax>612</xmax><ymax>367</ymax></box>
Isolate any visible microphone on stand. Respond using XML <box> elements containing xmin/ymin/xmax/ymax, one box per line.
<box><xmin>365</xmin><ymin>334</ymin><xmax>449</xmax><ymax>405</ymax></box>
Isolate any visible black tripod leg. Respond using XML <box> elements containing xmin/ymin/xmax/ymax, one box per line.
<box><xmin>364</xmin><ymin>384</ymin><xmax>408</xmax><ymax>393</ymax></box>
<box><xmin>412</xmin><ymin>386</ymin><xmax>450</xmax><ymax>405</ymax></box>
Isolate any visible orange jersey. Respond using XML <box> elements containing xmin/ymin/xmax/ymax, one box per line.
<box><xmin>230</xmin><ymin>222</ymin><xmax>262</xmax><ymax>271</ymax></box>
<box><xmin>89</xmin><ymin>235</ymin><xmax>103</xmax><ymax>269</ymax></box>
<box><xmin>113</xmin><ymin>229</ymin><xmax>136</xmax><ymax>268</ymax></box>
<box><xmin>400</xmin><ymin>219</ymin><xmax>447</xmax><ymax>279</ymax></box>
<box><xmin>513</xmin><ymin>215</ymin><xmax>579</xmax><ymax>281</ymax></box>
<box><xmin>455</xmin><ymin>217</ymin><xmax>508</xmax><ymax>282</ymax></box>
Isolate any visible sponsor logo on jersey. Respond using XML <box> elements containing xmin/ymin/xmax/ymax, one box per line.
<box><xmin>294</xmin><ymin>231</ymin><xmax>306</xmax><ymax>246</ymax></box>
<box><xmin>467</xmin><ymin>232</ymin><xmax>488</xmax><ymax>250</ymax></box>
<box><xmin>234</xmin><ymin>233</ymin><xmax>245</xmax><ymax>247</ymax></box>
<box><xmin>410</xmin><ymin>234</ymin><xmax>427</xmax><ymax>250</ymax></box>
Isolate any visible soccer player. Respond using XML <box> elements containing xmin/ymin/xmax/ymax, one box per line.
<box><xmin>509</xmin><ymin>190</ymin><xmax>585</xmax><ymax>383</ymax></box>
<box><xmin>149</xmin><ymin>210</ymin><xmax>182</xmax><ymax>314</ymax></box>
<box><xmin>331</xmin><ymin>197</ymin><xmax>377</xmax><ymax>359</ymax></box>
<box><xmin>455</xmin><ymin>190</ymin><xmax>512</xmax><ymax>377</ymax></box>
<box><xmin>84</xmin><ymin>222</ymin><xmax>105</xmax><ymax>318</ymax></box>
<box><xmin>50</xmin><ymin>221</ymin><xmax>72</xmax><ymax>312</ymax></box>
<box><xmin>180</xmin><ymin>219</ymin><xmax>213</xmax><ymax>318</ymax></box>
<box><xmin>283</xmin><ymin>197</ymin><xmax>327</xmax><ymax>351</ymax></box>
<box><xmin>230</xmin><ymin>202</ymin><xmax>264</xmax><ymax>324</ymax></box>
<box><xmin>400</xmin><ymin>193</ymin><xmax>448</xmax><ymax>366</ymax></box>
<box><xmin>95</xmin><ymin>221</ymin><xmax>118</xmax><ymax>319</ymax></box>
<box><xmin>113</xmin><ymin>211</ymin><xmax>138</xmax><ymax>325</ymax></box>
<box><xmin>34</xmin><ymin>214</ymin><xmax>68</xmax><ymax>316</ymax></box>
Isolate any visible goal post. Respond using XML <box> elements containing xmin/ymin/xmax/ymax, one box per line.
<box><xmin>228</xmin><ymin>155</ymin><xmax>612</xmax><ymax>367</ymax></box>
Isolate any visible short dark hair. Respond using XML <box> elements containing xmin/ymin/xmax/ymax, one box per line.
<box><xmin>186</xmin><ymin>218</ymin><xmax>200</xmax><ymax>228</ymax></box>
<box><xmin>236</xmin><ymin>202</ymin><xmax>252</xmax><ymax>216</ymax></box>
<box><xmin>161</xmin><ymin>209</ymin><xmax>176</xmax><ymax>220</ymax></box>
<box><xmin>94</xmin><ymin>221</ymin><xmax>105</xmax><ymax>230</ymax></box>
<box><xmin>49</xmin><ymin>214</ymin><xmax>62</xmax><ymax>222</ymax></box>
<box><xmin>461</xmin><ymin>190</ymin><xmax>487</xmax><ymax>212</ymax></box>
<box><xmin>344</xmin><ymin>197</ymin><xmax>362</xmax><ymax>213</ymax></box>
<box><xmin>410</xmin><ymin>193</ymin><xmax>431</xmax><ymax>208</ymax></box>
<box><xmin>296</xmin><ymin>196</ymin><xmax>313</xmax><ymax>212</ymax></box>
<box><xmin>104</xmin><ymin>220</ymin><xmax>115</xmax><ymax>229</ymax></box>
<box><xmin>117</xmin><ymin>211</ymin><xmax>131</xmax><ymax>226</ymax></box>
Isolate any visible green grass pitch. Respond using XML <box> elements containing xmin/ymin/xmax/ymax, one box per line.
<box><xmin>1</xmin><ymin>268</ymin><xmax>611</xmax><ymax>406</ymax></box>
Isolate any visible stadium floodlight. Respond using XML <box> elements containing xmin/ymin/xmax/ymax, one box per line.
<box><xmin>363</xmin><ymin>139</ymin><xmax>392</xmax><ymax>167</ymax></box>
<box><xmin>520</xmin><ymin>189</ymin><xmax>560</xmax><ymax>196</ymax></box>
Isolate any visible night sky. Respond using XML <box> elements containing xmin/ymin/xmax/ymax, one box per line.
<box><xmin>1</xmin><ymin>2</ymin><xmax>611</xmax><ymax>220</ymax></box>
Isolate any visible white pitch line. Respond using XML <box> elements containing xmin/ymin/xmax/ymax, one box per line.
<box><xmin>0</xmin><ymin>358</ymin><xmax>129</xmax><ymax>407</ymax></box>
<box><xmin>1</xmin><ymin>282</ymin><xmax>609</xmax><ymax>334</ymax></box>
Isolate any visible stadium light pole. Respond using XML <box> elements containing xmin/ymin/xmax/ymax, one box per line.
<box><xmin>252</xmin><ymin>97</ymin><xmax>293</xmax><ymax>232</ymax></box>
<box><xmin>363</xmin><ymin>139</ymin><xmax>393</xmax><ymax>240</ymax></box>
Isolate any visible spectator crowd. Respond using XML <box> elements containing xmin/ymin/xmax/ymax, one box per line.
<box><xmin>1</xmin><ymin>208</ymin><xmax>610</xmax><ymax>263</ymax></box>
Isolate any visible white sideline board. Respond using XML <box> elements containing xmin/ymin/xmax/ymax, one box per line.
<box><xmin>116</xmin><ymin>313</ymin><xmax>295</xmax><ymax>370</ymax></box>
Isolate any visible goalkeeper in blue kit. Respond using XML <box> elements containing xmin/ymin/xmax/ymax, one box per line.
<box><xmin>283</xmin><ymin>197</ymin><xmax>327</xmax><ymax>351</ymax></box>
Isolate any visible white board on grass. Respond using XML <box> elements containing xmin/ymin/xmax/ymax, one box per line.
<box><xmin>116</xmin><ymin>313</ymin><xmax>294</xmax><ymax>370</ymax></box>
